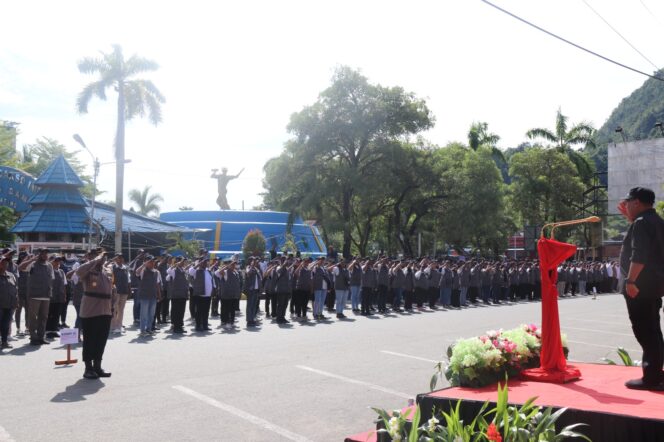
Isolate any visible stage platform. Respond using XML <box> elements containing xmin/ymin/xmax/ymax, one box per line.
<box><xmin>347</xmin><ymin>363</ymin><xmax>664</xmax><ymax>442</ymax></box>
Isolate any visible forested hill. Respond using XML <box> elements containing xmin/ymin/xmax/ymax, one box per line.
<box><xmin>584</xmin><ymin>71</ymin><xmax>664</xmax><ymax>175</ymax></box>
<box><xmin>596</xmin><ymin>72</ymin><xmax>664</xmax><ymax>143</ymax></box>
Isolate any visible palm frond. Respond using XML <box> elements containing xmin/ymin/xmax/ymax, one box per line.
<box><xmin>78</xmin><ymin>56</ymin><xmax>109</xmax><ymax>75</ymax></box>
<box><xmin>555</xmin><ymin>107</ymin><xmax>568</xmax><ymax>141</ymax></box>
<box><xmin>76</xmin><ymin>81</ymin><xmax>109</xmax><ymax>113</ymax></box>
<box><xmin>123</xmin><ymin>82</ymin><xmax>146</xmax><ymax>121</ymax></box>
<box><xmin>124</xmin><ymin>54</ymin><xmax>160</xmax><ymax>77</ymax></box>
<box><xmin>526</xmin><ymin>128</ymin><xmax>556</xmax><ymax>144</ymax></box>
<box><xmin>144</xmin><ymin>90</ymin><xmax>164</xmax><ymax>125</ymax></box>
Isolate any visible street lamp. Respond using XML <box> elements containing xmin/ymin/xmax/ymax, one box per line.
<box><xmin>73</xmin><ymin>133</ymin><xmax>131</xmax><ymax>251</ymax></box>
<box><xmin>615</xmin><ymin>126</ymin><xmax>627</xmax><ymax>142</ymax></box>
<box><xmin>73</xmin><ymin>134</ymin><xmax>99</xmax><ymax>251</ymax></box>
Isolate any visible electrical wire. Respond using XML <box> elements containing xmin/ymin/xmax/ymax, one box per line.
<box><xmin>639</xmin><ymin>0</ymin><xmax>662</xmax><ymax>24</ymax></box>
<box><xmin>480</xmin><ymin>0</ymin><xmax>664</xmax><ymax>82</ymax></box>
<box><xmin>581</xmin><ymin>0</ymin><xmax>660</xmax><ymax>72</ymax></box>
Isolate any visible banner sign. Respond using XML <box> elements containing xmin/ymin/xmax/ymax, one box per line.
<box><xmin>0</xmin><ymin>166</ymin><xmax>35</xmax><ymax>212</ymax></box>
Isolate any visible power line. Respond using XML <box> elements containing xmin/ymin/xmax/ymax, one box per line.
<box><xmin>639</xmin><ymin>0</ymin><xmax>661</xmax><ymax>23</ymax></box>
<box><xmin>480</xmin><ymin>0</ymin><xmax>664</xmax><ymax>82</ymax></box>
<box><xmin>581</xmin><ymin>0</ymin><xmax>660</xmax><ymax>72</ymax></box>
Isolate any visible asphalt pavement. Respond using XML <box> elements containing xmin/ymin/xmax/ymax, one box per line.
<box><xmin>0</xmin><ymin>293</ymin><xmax>641</xmax><ymax>442</ymax></box>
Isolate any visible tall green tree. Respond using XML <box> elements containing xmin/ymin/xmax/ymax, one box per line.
<box><xmin>435</xmin><ymin>145</ymin><xmax>511</xmax><ymax>255</ymax></box>
<box><xmin>382</xmin><ymin>143</ymin><xmax>445</xmax><ymax>256</ymax></box>
<box><xmin>266</xmin><ymin>66</ymin><xmax>433</xmax><ymax>257</ymax></box>
<box><xmin>508</xmin><ymin>147</ymin><xmax>584</xmax><ymax>228</ymax></box>
<box><xmin>76</xmin><ymin>44</ymin><xmax>165</xmax><ymax>252</ymax></box>
<box><xmin>526</xmin><ymin>108</ymin><xmax>596</xmax><ymax>183</ymax></box>
<box><xmin>0</xmin><ymin>125</ymin><xmax>18</xmax><ymax>166</ymax></box>
<box><xmin>128</xmin><ymin>185</ymin><xmax>163</xmax><ymax>216</ymax></box>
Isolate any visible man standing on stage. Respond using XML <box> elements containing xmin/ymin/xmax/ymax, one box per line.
<box><xmin>618</xmin><ymin>187</ymin><xmax>664</xmax><ymax>391</ymax></box>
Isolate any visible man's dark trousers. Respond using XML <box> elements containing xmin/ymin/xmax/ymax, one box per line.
<box><xmin>625</xmin><ymin>295</ymin><xmax>664</xmax><ymax>384</ymax></box>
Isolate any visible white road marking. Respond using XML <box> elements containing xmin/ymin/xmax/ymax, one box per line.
<box><xmin>0</xmin><ymin>425</ymin><xmax>15</xmax><ymax>442</ymax></box>
<box><xmin>563</xmin><ymin>326</ymin><xmax>634</xmax><ymax>337</ymax></box>
<box><xmin>380</xmin><ymin>350</ymin><xmax>439</xmax><ymax>364</ymax></box>
<box><xmin>296</xmin><ymin>365</ymin><xmax>412</xmax><ymax>399</ymax></box>
<box><xmin>567</xmin><ymin>339</ymin><xmax>639</xmax><ymax>353</ymax></box>
<box><xmin>172</xmin><ymin>385</ymin><xmax>312</xmax><ymax>442</ymax></box>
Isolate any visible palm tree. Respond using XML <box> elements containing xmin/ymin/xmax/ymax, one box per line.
<box><xmin>128</xmin><ymin>185</ymin><xmax>163</xmax><ymax>217</ymax></box>
<box><xmin>76</xmin><ymin>45</ymin><xmax>165</xmax><ymax>252</ymax></box>
<box><xmin>526</xmin><ymin>108</ymin><xmax>595</xmax><ymax>183</ymax></box>
<box><xmin>467</xmin><ymin>121</ymin><xmax>506</xmax><ymax>164</ymax></box>
<box><xmin>468</xmin><ymin>121</ymin><xmax>500</xmax><ymax>151</ymax></box>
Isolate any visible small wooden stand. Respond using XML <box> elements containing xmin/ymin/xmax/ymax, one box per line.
<box><xmin>54</xmin><ymin>344</ymin><xmax>78</xmax><ymax>365</ymax></box>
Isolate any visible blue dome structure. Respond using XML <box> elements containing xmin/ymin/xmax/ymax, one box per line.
<box><xmin>160</xmin><ymin>210</ymin><xmax>327</xmax><ymax>258</ymax></box>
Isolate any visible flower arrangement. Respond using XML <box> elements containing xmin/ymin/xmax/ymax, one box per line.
<box><xmin>432</xmin><ymin>324</ymin><xmax>570</xmax><ymax>389</ymax></box>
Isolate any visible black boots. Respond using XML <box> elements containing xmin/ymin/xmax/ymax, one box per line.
<box><xmin>83</xmin><ymin>361</ymin><xmax>99</xmax><ymax>379</ymax></box>
<box><xmin>83</xmin><ymin>360</ymin><xmax>112</xmax><ymax>379</ymax></box>
<box><xmin>93</xmin><ymin>359</ymin><xmax>112</xmax><ymax>378</ymax></box>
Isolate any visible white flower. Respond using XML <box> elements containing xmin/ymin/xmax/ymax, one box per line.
<box><xmin>388</xmin><ymin>417</ymin><xmax>401</xmax><ymax>438</ymax></box>
<box><xmin>462</xmin><ymin>354</ymin><xmax>478</xmax><ymax>367</ymax></box>
<box><xmin>427</xmin><ymin>417</ymin><xmax>439</xmax><ymax>432</ymax></box>
<box><xmin>453</xmin><ymin>436</ymin><xmax>463</xmax><ymax>442</ymax></box>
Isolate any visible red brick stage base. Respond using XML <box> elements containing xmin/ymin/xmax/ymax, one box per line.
<box><xmin>347</xmin><ymin>363</ymin><xmax>664</xmax><ymax>442</ymax></box>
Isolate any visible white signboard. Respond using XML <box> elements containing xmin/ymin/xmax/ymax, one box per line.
<box><xmin>60</xmin><ymin>328</ymin><xmax>79</xmax><ymax>345</ymax></box>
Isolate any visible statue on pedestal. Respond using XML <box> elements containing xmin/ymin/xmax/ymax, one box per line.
<box><xmin>211</xmin><ymin>167</ymin><xmax>244</xmax><ymax>210</ymax></box>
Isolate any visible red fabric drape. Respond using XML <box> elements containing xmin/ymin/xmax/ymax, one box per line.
<box><xmin>537</xmin><ymin>237</ymin><xmax>576</xmax><ymax>370</ymax></box>
<box><xmin>521</xmin><ymin>237</ymin><xmax>580</xmax><ymax>383</ymax></box>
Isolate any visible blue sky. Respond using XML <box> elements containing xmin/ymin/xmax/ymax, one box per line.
<box><xmin>1</xmin><ymin>0</ymin><xmax>662</xmax><ymax>212</ymax></box>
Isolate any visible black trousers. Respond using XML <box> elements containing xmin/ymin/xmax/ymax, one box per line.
<box><xmin>275</xmin><ymin>292</ymin><xmax>290</xmax><ymax>321</ymax></box>
<box><xmin>194</xmin><ymin>296</ymin><xmax>211</xmax><ymax>330</ymax></box>
<box><xmin>468</xmin><ymin>286</ymin><xmax>479</xmax><ymax>303</ymax></box>
<box><xmin>451</xmin><ymin>289</ymin><xmax>460</xmax><ymax>308</ymax></box>
<box><xmin>415</xmin><ymin>287</ymin><xmax>427</xmax><ymax>307</ymax></box>
<box><xmin>325</xmin><ymin>288</ymin><xmax>335</xmax><ymax>310</ymax></box>
<box><xmin>293</xmin><ymin>289</ymin><xmax>308</xmax><ymax>317</ymax></box>
<box><xmin>220</xmin><ymin>299</ymin><xmax>236</xmax><ymax>324</ymax></box>
<box><xmin>404</xmin><ymin>289</ymin><xmax>414</xmax><ymax>310</ymax></box>
<box><xmin>46</xmin><ymin>301</ymin><xmax>62</xmax><ymax>332</ymax></box>
<box><xmin>81</xmin><ymin>315</ymin><xmax>111</xmax><ymax>363</ymax></box>
<box><xmin>377</xmin><ymin>285</ymin><xmax>388</xmax><ymax>311</ymax></box>
<box><xmin>264</xmin><ymin>293</ymin><xmax>273</xmax><ymax>316</ymax></box>
<box><xmin>625</xmin><ymin>295</ymin><xmax>664</xmax><ymax>384</ymax></box>
<box><xmin>60</xmin><ymin>288</ymin><xmax>71</xmax><ymax>323</ymax></box>
<box><xmin>428</xmin><ymin>287</ymin><xmax>438</xmax><ymax>309</ymax></box>
<box><xmin>210</xmin><ymin>294</ymin><xmax>220</xmax><ymax>315</ymax></box>
<box><xmin>170</xmin><ymin>298</ymin><xmax>186</xmax><ymax>331</ymax></box>
<box><xmin>160</xmin><ymin>291</ymin><xmax>170</xmax><ymax>320</ymax></box>
<box><xmin>361</xmin><ymin>287</ymin><xmax>373</xmax><ymax>314</ymax></box>
<box><xmin>1</xmin><ymin>308</ymin><xmax>12</xmax><ymax>343</ymax></box>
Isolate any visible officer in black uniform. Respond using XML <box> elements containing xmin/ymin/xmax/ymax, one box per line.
<box><xmin>618</xmin><ymin>187</ymin><xmax>664</xmax><ymax>390</ymax></box>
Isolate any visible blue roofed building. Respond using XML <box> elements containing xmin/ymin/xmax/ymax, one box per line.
<box><xmin>9</xmin><ymin>155</ymin><xmax>188</xmax><ymax>256</ymax></box>
<box><xmin>7</xmin><ymin>155</ymin><xmax>326</xmax><ymax>259</ymax></box>
<box><xmin>11</xmin><ymin>155</ymin><xmax>90</xmax><ymax>243</ymax></box>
